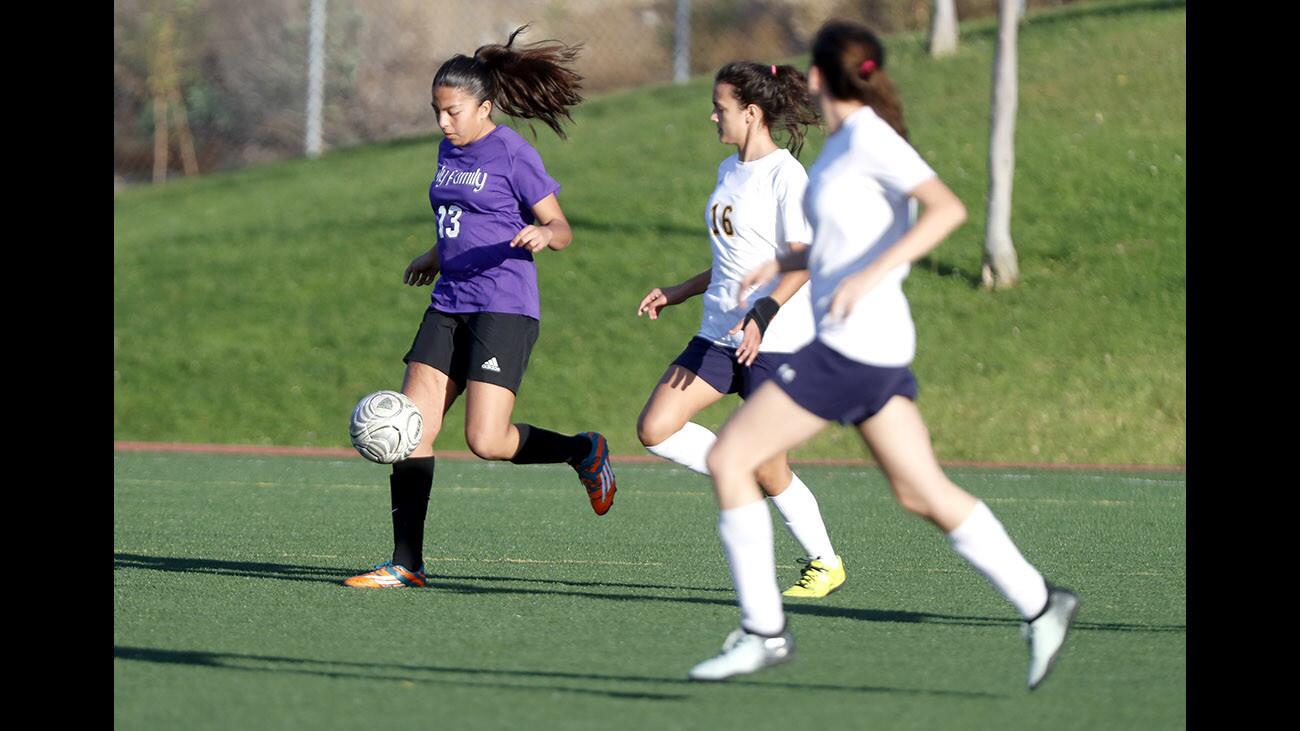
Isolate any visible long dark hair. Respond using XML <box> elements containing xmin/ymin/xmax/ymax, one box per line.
<box><xmin>714</xmin><ymin>61</ymin><xmax>820</xmax><ymax>157</ymax></box>
<box><xmin>432</xmin><ymin>25</ymin><xmax>584</xmax><ymax>139</ymax></box>
<box><xmin>810</xmin><ymin>21</ymin><xmax>907</xmax><ymax>139</ymax></box>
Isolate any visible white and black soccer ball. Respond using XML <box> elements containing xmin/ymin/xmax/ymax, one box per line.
<box><xmin>349</xmin><ymin>390</ymin><xmax>424</xmax><ymax>464</ymax></box>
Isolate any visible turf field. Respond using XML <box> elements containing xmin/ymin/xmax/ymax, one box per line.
<box><xmin>113</xmin><ymin>0</ymin><xmax>1186</xmax><ymax>466</ymax></box>
<box><xmin>114</xmin><ymin>451</ymin><xmax>1186</xmax><ymax>729</ymax></box>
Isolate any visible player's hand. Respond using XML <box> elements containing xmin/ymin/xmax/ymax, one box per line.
<box><xmin>511</xmin><ymin>224</ymin><xmax>553</xmax><ymax>253</ymax></box>
<box><xmin>728</xmin><ymin>317</ymin><xmax>764</xmax><ymax>366</ymax></box>
<box><xmin>404</xmin><ymin>251</ymin><xmax>439</xmax><ymax>286</ymax></box>
<box><xmin>638</xmin><ymin>287</ymin><xmax>674</xmax><ymax>320</ymax></box>
<box><xmin>828</xmin><ymin>265</ymin><xmax>885</xmax><ymax>321</ymax></box>
<box><xmin>737</xmin><ymin>260</ymin><xmax>780</xmax><ymax>307</ymax></box>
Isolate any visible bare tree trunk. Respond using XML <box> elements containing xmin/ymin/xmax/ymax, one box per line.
<box><xmin>982</xmin><ymin>0</ymin><xmax>1020</xmax><ymax>289</ymax></box>
<box><xmin>148</xmin><ymin>13</ymin><xmax>200</xmax><ymax>181</ymax></box>
<box><xmin>167</xmin><ymin>86</ymin><xmax>200</xmax><ymax>177</ymax></box>
<box><xmin>152</xmin><ymin>95</ymin><xmax>168</xmax><ymax>184</ymax></box>
<box><xmin>929</xmin><ymin>0</ymin><xmax>959</xmax><ymax>57</ymax></box>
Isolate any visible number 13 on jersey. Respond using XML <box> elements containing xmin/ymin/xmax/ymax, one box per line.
<box><xmin>437</xmin><ymin>204</ymin><xmax>463</xmax><ymax>239</ymax></box>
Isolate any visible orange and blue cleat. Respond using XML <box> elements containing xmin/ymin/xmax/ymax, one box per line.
<box><xmin>343</xmin><ymin>561</ymin><xmax>428</xmax><ymax>589</ymax></box>
<box><xmin>574</xmin><ymin>432</ymin><xmax>616</xmax><ymax>515</ymax></box>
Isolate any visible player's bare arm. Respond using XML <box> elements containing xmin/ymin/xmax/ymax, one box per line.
<box><xmin>736</xmin><ymin>245</ymin><xmax>811</xmax><ymax>304</ymax></box>
<box><xmin>637</xmin><ymin>268</ymin><xmax>713</xmax><ymax>320</ymax></box>
<box><xmin>765</xmin><ymin>246</ymin><xmax>811</xmax><ymax>306</ymax></box>
<box><xmin>404</xmin><ymin>247</ymin><xmax>441</xmax><ymax>286</ymax></box>
<box><xmin>511</xmin><ymin>193</ymin><xmax>572</xmax><ymax>253</ymax></box>
<box><xmin>729</xmin><ymin>243</ymin><xmax>810</xmax><ymax>366</ymax></box>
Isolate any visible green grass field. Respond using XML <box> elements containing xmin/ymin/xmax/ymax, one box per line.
<box><xmin>113</xmin><ymin>0</ymin><xmax>1186</xmax><ymax>466</ymax></box>
<box><xmin>114</xmin><ymin>451</ymin><xmax>1186</xmax><ymax>729</ymax></box>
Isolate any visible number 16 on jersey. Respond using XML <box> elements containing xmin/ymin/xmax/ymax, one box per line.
<box><xmin>710</xmin><ymin>202</ymin><xmax>734</xmax><ymax>237</ymax></box>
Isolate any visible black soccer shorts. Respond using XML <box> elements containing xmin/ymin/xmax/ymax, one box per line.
<box><xmin>403</xmin><ymin>308</ymin><xmax>539</xmax><ymax>393</ymax></box>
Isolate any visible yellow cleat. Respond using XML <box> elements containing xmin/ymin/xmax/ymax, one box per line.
<box><xmin>782</xmin><ymin>556</ymin><xmax>845</xmax><ymax>598</ymax></box>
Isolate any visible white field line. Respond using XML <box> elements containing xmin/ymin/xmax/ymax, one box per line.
<box><xmin>971</xmin><ymin>473</ymin><xmax>1186</xmax><ymax>486</ymax></box>
<box><xmin>114</xmin><ymin>477</ymin><xmax>710</xmax><ymax>496</ymax></box>
<box><xmin>832</xmin><ymin>470</ymin><xmax>1185</xmax><ymax>486</ymax></box>
<box><xmin>420</xmin><ymin>556</ymin><xmax>667</xmax><ymax>567</ymax></box>
<box><xmin>117</xmin><ymin>550</ymin><xmax>1173</xmax><ymax>577</ymax></box>
<box><xmin>116</xmin><ymin>476</ymin><xmax>1180</xmax><ymax>504</ymax></box>
<box><xmin>116</xmin><ymin>479</ymin><xmax>1177</xmax><ymax>506</ymax></box>
<box><xmin>112</xmin><ymin>551</ymin><xmax>674</xmax><ymax>569</ymax></box>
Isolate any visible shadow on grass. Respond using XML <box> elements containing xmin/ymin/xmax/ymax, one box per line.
<box><xmin>423</xmin><ymin>578</ymin><xmax>1184</xmax><ymax>636</ymax></box>
<box><xmin>133</xmin><ymin>209</ymin><xmax>692</xmax><ymax>257</ymax></box>
<box><xmin>114</xmin><ymin>553</ymin><xmax>345</xmax><ymax>586</ymax></box>
<box><xmin>112</xmin><ymin>552</ymin><xmax>730</xmax><ymax>593</ymax></box>
<box><xmin>116</xmin><ymin>553</ymin><xmax>1184</xmax><ymax>635</ymax></box>
<box><xmin>135</xmin><ymin>211</ymin><xmax>432</xmax><ymax>251</ymax></box>
<box><xmin>113</xmin><ymin>645</ymin><xmax>686</xmax><ymax>701</ymax></box>
<box><xmin>563</xmin><ymin>213</ymin><xmax>700</xmax><ymax>240</ymax></box>
<box><xmin>916</xmin><ymin>256</ymin><xmax>984</xmax><ymax>288</ymax></box>
<box><xmin>113</xmin><ymin>646</ymin><xmax>1005</xmax><ymax>699</ymax></box>
<box><xmin>126</xmin><ymin>134</ymin><xmax>432</xmax><ymax>196</ymax></box>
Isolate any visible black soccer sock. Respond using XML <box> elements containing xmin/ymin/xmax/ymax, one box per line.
<box><xmin>510</xmin><ymin>424</ymin><xmax>591</xmax><ymax>465</ymax></box>
<box><xmin>390</xmin><ymin>456</ymin><xmax>435</xmax><ymax>570</ymax></box>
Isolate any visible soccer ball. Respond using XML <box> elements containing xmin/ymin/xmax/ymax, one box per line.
<box><xmin>349</xmin><ymin>390</ymin><xmax>424</xmax><ymax>464</ymax></box>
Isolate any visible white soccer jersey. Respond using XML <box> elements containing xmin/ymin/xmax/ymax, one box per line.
<box><xmin>804</xmin><ymin>106</ymin><xmax>937</xmax><ymax>366</ymax></box>
<box><xmin>698</xmin><ymin>148</ymin><xmax>816</xmax><ymax>354</ymax></box>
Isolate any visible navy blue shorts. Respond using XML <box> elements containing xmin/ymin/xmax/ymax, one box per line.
<box><xmin>771</xmin><ymin>339</ymin><xmax>918</xmax><ymax>425</ymax></box>
<box><xmin>670</xmin><ymin>336</ymin><xmax>788</xmax><ymax>399</ymax></box>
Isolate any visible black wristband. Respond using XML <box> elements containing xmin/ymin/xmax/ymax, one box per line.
<box><xmin>742</xmin><ymin>296</ymin><xmax>781</xmax><ymax>336</ymax></box>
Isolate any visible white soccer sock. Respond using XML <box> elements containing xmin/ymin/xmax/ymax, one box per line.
<box><xmin>718</xmin><ymin>500</ymin><xmax>786</xmax><ymax>636</ymax></box>
<box><xmin>768</xmin><ymin>474</ymin><xmax>839</xmax><ymax>568</ymax></box>
<box><xmin>644</xmin><ymin>421</ymin><xmax>716</xmax><ymax>475</ymax></box>
<box><xmin>947</xmin><ymin>501</ymin><xmax>1050</xmax><ymax>619</ymax></box>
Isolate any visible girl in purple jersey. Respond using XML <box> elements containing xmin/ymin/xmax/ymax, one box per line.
<box><xmin>635</xmin><ymin>62</ymin><xmax>847</xmax><ymax>599</ymax></box>
<box><xmin>686</xmin><ymin>21</ymin><xmax>1080</xmax><ymax>688</ymax></box>
<box><xmin>346</xmin><ymin>26</ymin><xmax>617</xmax><ymax>590</ymax></box>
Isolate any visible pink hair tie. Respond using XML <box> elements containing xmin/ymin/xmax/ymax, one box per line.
<box><xmin>770</xmin><ymin>64</ymin><xmax>777</xmax><ymax>76</ymax></box>
<box><xmin>859</xmin><ymin>59</ymin><xmax>877</xmax><ymax>76</ymax></box>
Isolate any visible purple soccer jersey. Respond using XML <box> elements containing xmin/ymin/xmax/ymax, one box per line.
<box><xmin>428</xmin><ymin>125</ymin><xmax>561</xmax><ymax>320</ymax></box>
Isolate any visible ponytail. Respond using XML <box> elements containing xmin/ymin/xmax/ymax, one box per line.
<box><xmin>714</xmin><ymin>61</ymin><xmax>820</xmax><ymax>157</ymax></box>
<box><xmin>810</xmin><ymin>21</ymin><xmax>908</xmax><ymax>139</ymax></box>
<box><xmin>433</xmin><ymin>25</ymin><xmax>585</xmax><ymax>139</ymax></box>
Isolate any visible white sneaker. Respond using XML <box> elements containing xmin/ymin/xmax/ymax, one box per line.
<box><xmin>688</xmin><ymin>628</ymin><xmax>795</xmax><ymax>681</ymax></box>
<box><xmin>1023</xmin><ymin>586</ymin><xmax>1081</xmax><ymax>690</ymax></box>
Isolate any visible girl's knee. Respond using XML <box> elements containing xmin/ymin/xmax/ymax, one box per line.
<box><xmin>465</xmin><ymin>427</ymin><xmax>512</xmax><ymax>461</ymax></box>
<box><xmin>636</xmin><ymin>408</ymin><xmax>684</xmax><ymax>448</ymax></box>
<box><xmin>891</xmin><ymin>476</ymin><xmax>962</xmax><ymax>522</ymax></box>
<box><xmin>418</xmin><ymin>420</ymin><xmax>442</xmax><ymax>449</ymax></box>
<box><xmin>636</xmin><ymin>414</ymin><xmax>667</xmax><ymax>448</ymax></box>
<box><xmin>894</xmin><ymin>488</ymin><xmax>933</xmax><ymax>519</ymax></box>
<box><xmin>706</xmin><ymin>441</ymin><xmax>748</xmax><ymax>478</ymax></box>
<box><xmin>754</xmin><ymin>460</ymin><xmax>792</xmax><ymax>494</ymax></box>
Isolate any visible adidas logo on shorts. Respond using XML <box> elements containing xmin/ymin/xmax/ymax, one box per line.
<box><xmin>481</xmin><ymin>357</ymin><xmax>502</xmax><ymax>373</ymax></box>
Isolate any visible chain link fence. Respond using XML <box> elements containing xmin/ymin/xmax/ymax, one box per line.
<box><xmin>114</xmin><ymin>0</ymin><xmax>1084</xmax><ymax>189</ymax></box>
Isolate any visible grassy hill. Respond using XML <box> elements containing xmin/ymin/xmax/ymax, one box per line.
<box><xmin>113</xmin><ymin>0</ymin><xmax>1186</xmax><ymax>465</ymax></box>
